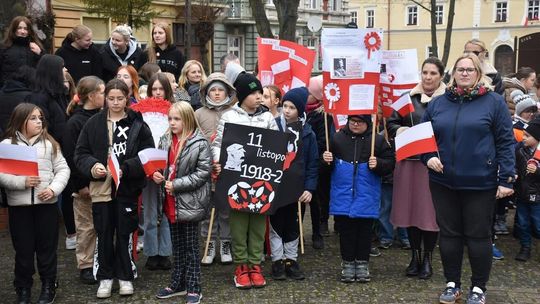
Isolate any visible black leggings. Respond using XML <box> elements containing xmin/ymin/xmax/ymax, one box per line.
<box><xmin>406</xmin><ymin>226</ymin><xmax>438</xmax><ymax>251</ymax></box>
<box><xmin>335</xmin><ymin>216</ymin><xmax>374</xmax><ymax>262</ymax></box>
<box><xmin>61</xmin><ymin>190</ymin><xmax>76</xmax><ymax>235</ymax></box>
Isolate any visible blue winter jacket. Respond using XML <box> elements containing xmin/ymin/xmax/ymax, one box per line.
<box><xmin>421</xmin><ymin>90</ymin><xmax>515</xmax><ymax>190</ymax></box>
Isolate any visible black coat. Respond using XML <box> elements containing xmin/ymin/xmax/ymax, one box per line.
<box><xmin>0</xmin><ymin>79</ymin><xmax>32</xmax><ymax>130</ymax></box>
<box><xmin>386</xmin><ymin>93</ymin><xmax>428</xmax><ymax>138</ymax></box>
<box><xmin>29</xmin><ymin>91</ymin><xmax>69</xmax><ymax>144</ymax></box>
<box><xmin>55</xmin><ymin>37</ymin><xmax>103</xmax><ymax>83</ymax></box>
<box><xmin>138</xmin><ymin>45</ymin><xmax>185</xmax><ymax>81</ymax></box>
<box><xmin>306</xmin><ymin>109</ymin><xmax>335</xmax><ymax>156</ymax></box>
<box><xmin>515</xmin><ymin>142</ymin><xmax>540</xmax><ymax>203</ymax></box>
<box><xmin>100</xmin><ymin>39</ymin><xmax>143</xmax><ymax>83</ymax></box>
<box><xmin>74</xmin><ymin>109</ymin><xmax>154</xmax><ymax>202</ymax></box>
<box><xmin>63</xmin><ymin>107</ymin><xmax>100</xmax><ymax>192</ymax></box>
<box><xmin>0</xmin><ymin>37</ymin><xmax>41</xmax><ymax>86</ymax></box>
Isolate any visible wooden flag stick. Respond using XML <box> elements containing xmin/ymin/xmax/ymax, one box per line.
<box><xmin>324</xmin><ymin>113</ymin><xmax>330</xmax><ymax>151</ymax></box>
<box><xmin>202</xmin><ymin>207</ymin><xmax>216</xmax><ymax>262</ymax></box>
<box><xmin>298</xmin><ymin>201</ymin><xmax>305</xmax><ymax>254</ymax></box>
<box><xmin>370</xmin><ymin>114</ymin><xmax>377</xmax><ymax>157</ymax></box>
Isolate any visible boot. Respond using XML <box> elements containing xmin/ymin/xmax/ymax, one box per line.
<box><xmin>494</xmin><ymin>214</ymin><xmax>509</xmax><ymax>235</ymax></box>
<box><xmin>418</xmin><ymin>250</ymin><xmax>433</xmax><ymax>279</ymax></box>
<box><xmin>515</xmin><ymin>246</ymin><xmax>531</xmax><ymax>262</ymax></box>
<box><xmin>405</xmin><ymin>249</ymin><xmax>421</xmax><ymax>277</ymax></box>
<box><xmin>36</xmin><ymin>280</ymin><xmax>57</xmax><ymax>304</ymax></box>
<box><xmin>16</xmin><ymin>287</ymin><xmax>31</xmax><ymax>304</ymax></box>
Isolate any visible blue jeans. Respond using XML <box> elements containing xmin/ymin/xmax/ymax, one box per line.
<box><xmin>516</xmin><ymin>200</ymin><xmax>540</xmax><ymax>247</ymax></box>
<box><xmin>143</xmin><ymin>182</ymin><xmax>172</xmax><ymax>256</ymax></box>
<box><xmin>378</xmin><ymin>183</ymin><xmax>408</xmax><ymax>242</ymax></box>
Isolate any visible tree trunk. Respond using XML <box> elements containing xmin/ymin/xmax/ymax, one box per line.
<box><xmin>429</xmin><ymin>0</ymin><xmax>438</xmax><ymax>58</ymax></box>
<box><xmin>442</xmin><ymin>0</ymin><xmax>456</xmax><ymax>66</ymax></box>
<box><xmin>274</xmin><ymin>0</ymin><xmax>299</xmax><ymax>42</ymax></box>
<box><xmin>249</xmin><ymin>0</ymin><xmax>273</xmax><ymax>38</ymax></box>
<box><xmin>128</xmin><ymin>0</ymin><xmax>133</xmax><ymax>27</ymax></box>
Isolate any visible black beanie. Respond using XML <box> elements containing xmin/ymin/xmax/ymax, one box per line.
<box><xmin>282</xmin><ymin>87</ymin><xmax>309</xmax><ymax>117</ymax></box>
<box><xmin>525</xmin><ymin>118</ymin><xmax>540</xmax><ymax>141</ymax></box>
<box><xmin>234</xmin><ymin>73</ymin><xmax>263</xmax><ymax>104</ymax></box>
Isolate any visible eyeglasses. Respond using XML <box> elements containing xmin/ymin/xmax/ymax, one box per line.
<box><xmin>348</xmin><ymin>120</ymin><xmax>365</xmax><ymax>126</ymax></box>
<box><xmin>471</xmin><ymin>51</ymin><xmax>483</xmax><ymax>56</ymax></box>
<box><xmin>456</xmin><ymin>68</ymin><xmax>476</xmax><ymax>74</ymax></box>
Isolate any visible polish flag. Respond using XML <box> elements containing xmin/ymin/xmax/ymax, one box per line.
<box><xmin>138</xmin><ymin>148</ymin><xmax>167</xmax><ymax>176</ymax></box>
<box><xmin>391</xmin><ymin>94</ymin><xmax>415</xmax><ymax>117</ymax></box>
<box><xmin>271</xmin><ymin>59</ymin><xmax>292</xmax><ymax>84</ymax></box>
<box><xmin>0</xmin><ymin>144</ymin><xmax>38</xmax><ymax>176</ymax></box>
<box><xmin>395</xmin><ymin>122</ymin><xmax>438</xmax><ymax>161</ymax></box>
<box><xmin>108</xmin><ymin>153</ymin><xmax>121</xmax><ymax>190</ymax></box>
<box><xmin>533</xmin><ymin>145</ymin><xmax>540</xmax><ymax>160</ymax></box>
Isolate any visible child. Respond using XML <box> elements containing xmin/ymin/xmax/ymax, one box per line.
<box><xmin>63</xmin><ymin>76</ymin><xmax>105</xmax><ymax>284</ymax></box>
<box><xmin>270</xmin><ymin>87</ymin><xmax>319</xmax><ymax>280</ymax></box>
<box><xmin>153</xmin><ymin>101</ymin><xmax>212</xmax><ymax>304</ymax></box>
<box><xmin>0</xmin><ymin>103</ymin><xmax>70</xmax><ymax>304</ymax></box>
<box><xmin>514</xmin><ymin>117</ymin><xmax>540</xmax><ymax>262</ymax></box>
<box><xmin>322</xmin><ymin>115</ymin><xmax>394</xmax><ymax>283</ymax></box>
<box><xmin>262</xmin><ymin>85</ymin><xmax>282</xmax><ymax>118</ymax></box>
<box><xmin>195</xmin><ymin>72</ymin><xmax>237</xmax><ymax>265</ymax></box>
<box><xmin>74</xmin><ymin>79</ymin><xmax>154</xmax><ymax>298</ymax></box>
<box><xmin>212</xmin><ymin>72</ymin><xmax>278</xmax><ymax>289</ymax></box>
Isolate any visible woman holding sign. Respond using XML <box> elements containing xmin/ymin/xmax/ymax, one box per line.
<box><xmin>387</xmin><ymin>57</ymin><xmax>446</xmax><ymax>280</ymax></box>
<box><xmin>421</xmin><ymin>53</ymin><xmax>514</xmax><ymax>304</ymax></box>
<box><xmin>75</xmin><ymin>79</ymin><xmax>154</xmax><ymax>299</ymax></box>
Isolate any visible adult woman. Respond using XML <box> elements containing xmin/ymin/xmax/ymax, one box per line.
<box><xmin>117</xmin><ymin>65</ymin><xmax>141</xmax><ymax>104</ymax></box>
<box><xmin>139</xmin><ymin>22</ymin><xmax>184</xmax><ymax>81</ymax></box>
<box><xmin>503</xmin><ymin>67</ymin><xmax>537</xmax><ymax>116</ymax></box>
<box><xmin>421</xmin><ymin>54</ymin><xmax>514</xmax><ymax>304</ymax></box>
<box><xmin>0</xmin><ymin>16</ymin><xmax>42</xmax><ymax>87</ymax></box>
<box><xmin>55</xmin><ymin>24</ymin><xmax>102</xmax><ymax>83</ymax></box>
<box><xmin>178</xmin><ymin>60</ymin><xmax>207</xmax><ymax>110</ymax></box>
<box><xmin>463</xmin><ymin>39</ymin><xmax>504</xmax><ymax>94</ymax></box>
<box><xmin>100</xmin><ymin>25</ymin><xmax>142</xmax><ymax>83</ymax></box>
<box><xmin>387</xmin><ymin>57</ymin><xmax>446</xmax><ymax>280</ymax></box>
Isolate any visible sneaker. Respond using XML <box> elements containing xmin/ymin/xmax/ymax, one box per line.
<box><xmin>80</xmin><ymin>268</ymin><xmax>97</xmax><ymax>285</ymax></box>
<box><xmin>340</xmin><ymin>260</ymin><xmax>355</xmax><ymax>283</ymax></box>
<box><xmin>492</xmin><ymin>244</ymin><xmax>504</xmax><ymax>260</ymax></box>
<box><xmin>16</xmin><ymin>287</ymin><xmax>31</xmax><ymax>304</ymax></box>
<box><xmin>439</xmin><ymin>282</ymin><xmax>462</xmax><ymax>304</ymax></box>
<box><xmin>320</xmin><ymin>221</ymin><xmax>330</xmax><ymax>236</ymax></box>
<box><xmin>312</xmin><ymin>234</ymin><xmax>324</xmax><ymax>250</ymax></box>
<box><xmin>186</xmin><ymin>292</ymin><xmax>203</xmax><ymax>304</ymax></box>
<box><xmin>515</xmin><ymin>246</ymin><xmax>531</xmax><ymax>262</ymax></box>
<box><xmin>158</xmin><ymin>256</ymin><xmax>172</xmax><ymax>270</ymax></box>
<box><xmin>145</xmin><ymin>255</ymin><xmax>160</xmax><ymax>270</ymax></box>
<box><xmin>284</xmin><ymin>259</ymin><xmax>305</xmax><ymax>280</ymax></box>
<box><xmin>119</xmin><ymin>280</ymin><xmax>134</xmax><ymax>296</ymax></box>
<box><xmin>249</xmin><ymin>265</ymin><xmax>267</xmax><ymax>288</ymax></box>
<box><xmin>271</xmin><ymin>260</ymin><xmax>287</xmax><ymax>280</ymax></box>
<box><xmin>466</xmin><ymin>287</ymin><xmax>486</xmax><ymax>304</ymax></box>
<box><xmin>65</xmin><ymin>235</ymin><xmax>76</xmax><ymax>250</ymax></box>
<box><xmin>378</xmin><ymin>240</ymin><xmax>392</xmax><ymax>249</ymax></box>
<box><xmin>355</xmin><ymin>260</ymin><xmax>371</xmax><ymax>283</ymax></box>
<box><xmin>136</xmin><ymin>238</ymin><xmax>144</xmax><ymax>253</ymax></box>
<box><xmin>233</xmin><ymin>265</ymin><xmax>252</xmax><ymax>289</ymax></box>
<box><xmin>494</xmin><ymin>215</ymin><xmax>509</xmax><ymax>235</ymax></box>
<box><xmin>156</xmin><ymin>286</ymin><xmax>187</xmax><ymax>299</ymax></box>
<box><xmin>369</xmin><ymin>247</ymin><xmax>381</xmax><ymax>257</ymax></box>
<box><xmin>220</xmin><ymin>240</ymin><xmax>233</xmax><ymax>264</ymax></box>
<box><xmin>201</xmin><ymin>240</ymin><xmax>216</xmax><ymax>265</ymax></box>
<box><xmin>96</xmin><ymin>279</ymin><xmax>113</xmax><ymax>298</ymax></box>
<box><xmin>400</xmin><ymin>239</ymin><xmax>411</xmax><ymax>250</ymax></box>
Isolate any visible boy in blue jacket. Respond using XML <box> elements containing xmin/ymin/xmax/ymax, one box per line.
<box><xmin>322</xmin><ymin>115</ymin><xmax>394</xmax><ymax>283</ymax></box>
<box><xmin>270</xmin><ymin>87</ymin><xmax>319</xmax><ymax>281</ymax></box>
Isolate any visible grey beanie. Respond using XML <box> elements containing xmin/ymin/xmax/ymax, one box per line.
<box><xmin>512</xmin><ymin>90</ymin><xmax>537</xmax><ymax>116</ymax></box>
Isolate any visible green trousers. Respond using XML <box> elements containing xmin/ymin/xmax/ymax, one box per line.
<box><xmin>229</xmin><ymin>210</ymin><xmax>266</xmax><ymax>266</ymax></box>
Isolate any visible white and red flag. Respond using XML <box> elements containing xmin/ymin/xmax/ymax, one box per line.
<box><xmin>0</xmin><ymin>144</ymin><xmax>38</xmax><ymax>176</ymax></box>
<box><xmin>395</xmin><ymin>122</ymin><xmax>438</xmax><ymax>161</ymax></box>
<box><xmin>138</xmin><ymin>148</ymin><xmax>167</xmax><ymax>176</ymax></box>
<box><xmin>533</xmin><ymin>145</ymin><xmax>540</xmax><ymax>160</ymax></box>
<box><xmin>108</xmin><ymin>153</ymin><xmax>121</xmax><ymax>190</ymax></box>
<box><xmin>391</xmin><ymin>94</ymin><xmax>415</xmax><ymax>117</ymax></box>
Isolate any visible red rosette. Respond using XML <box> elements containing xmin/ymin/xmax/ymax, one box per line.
<box><xmin>364</xmin><ymin>32</ymin><xmax>381</xmax><ymax>59</ymax></box>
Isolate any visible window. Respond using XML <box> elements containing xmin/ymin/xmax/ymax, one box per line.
<box><xmin>328</xmin><ymin>0</ymin><xmax>338</xmax><ymax>11</ymax></box>
<box><xmin>229</xmin><ymin>0</ymin><xmax>242</xmax><ymax>18</ymax></box>
<box><xmin>495</xmin><ymin>2</ymin><xmax>507</xmax><ymax>22</ymax></box>
<box><xmin>307</xmin><ymin>38</ymin><xmax>321</xmax><ymax>71</ymax></box>
<box><xmin>309</xmin><ymin>0</ymin><xmax>317</xmax><ymax>9</ymax></box>
<box><xmin>427</xmin><ymin>46</ymin><xmax>435</xmax><ymax>58</ymax></box>
<box><xmin>528</xmin><ymin>0</ymin><xmax>539</xmax><ymax>20</ymax></box>
<box><xmin>435</xmin><ymin>5</ymin><xmax>444</xmax><ymax>24</ymax></box>
<box><xmin>366</xmin><ymin>9</ymin><xmax>374</xmax><ymax>28</ymax></box>
<box><xmin>351</xmin><ymin>11</ymin><xmax>358</xmax><ymax>24</ymax></box>
<box><xmin>228</xmin><ymin>35</ymin><xmax>243</xmax><ymax>64</ymax></box>
<box><xmin>407</xmin><ymin>6</ymin><xmax>418</xmax><ymax>25</ymax></box>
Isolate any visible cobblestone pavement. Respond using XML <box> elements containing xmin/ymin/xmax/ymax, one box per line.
<box><xmin>0</xmin><ymin>210</ymin><xmax>539</xmax><ymax>303</ymax></box>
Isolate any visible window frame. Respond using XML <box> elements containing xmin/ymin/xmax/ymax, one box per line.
<box><xmin>494</xmin><ymin>1</ymin><xmax>508</xmax><ymax>23</ymax></box>
<box><xmin>406</xmin><ymin>5</ymin><xmax>418</xmax><ymax>26</ymax></box>
<box><xmin>528</xmin><ymin>0</ymin><xmax>540</xmax><ymax>20</ymax></box>
<box><xmin>366</xmin><ymin>9</ymin><xmax>375</xmax><ymax>28</ymax></box>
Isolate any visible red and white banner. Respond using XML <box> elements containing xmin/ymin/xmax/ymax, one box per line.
<box><xmin>0</xmin><ymin>144</ymin><xmax>39</xmax><ymax>176</ymax></box>
<box><xmin>395</xmin><ymin>122</ymin><xmax>438</xmax><ymax>161</ymax></box>
<box><xmin>138</xmin><ymin>148</ymin><xmax>167</xmax><ymax>176</ymax></box>
<box><xmin>380</xmin><ymin>49</ymin><xmax>419</xmax><ymax>117</ymax></box>
<box><xmin>108</xmin><ymin>153</ymin><xmax>121</xmax><ymax>190</ymax></box>
<box><xmin>391</xmin><ymin>94</ymin><xmax>415</xmax><ymax>117</ymax></box>
<box><xmin>257</xmin><ymin>38</ymin><xmax>316</xmax><ymax>95</ymax></box>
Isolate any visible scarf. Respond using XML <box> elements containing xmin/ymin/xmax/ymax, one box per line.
<box><xmin>448</xmin><ymin>83</ymin><xmax>491</xmax><ymax>100</ymax></box>
<box><xmin>205</xmin><ymin>95</ymin><xmax>231</xmax><ymax>109</ymax></box>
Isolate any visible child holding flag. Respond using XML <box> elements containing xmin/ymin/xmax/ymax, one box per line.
<box><xmin>74</xmin><ymin>79</ymin><xmax>154</xmax><ymax>299</ymax></box>
<box><xmin>0</xmin><ymin>103</ymin><xmax>70</xmax><ymax>304</ymax></box>
<box><xmin>322</xmin><ymin>115</ymin><xmax>394</xmax><ymax>283</ymax></box>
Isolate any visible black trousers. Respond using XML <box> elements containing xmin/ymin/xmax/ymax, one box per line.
<box><xmin>92</xmin><ymin>200</ymin><xmax>138</xmax><ymax>281</ymax></box>
<box><xmin>61</xmin><ymin>189</ymin><xmax>76</xmax><ymax>235</ymax></box>
<box><xmin>9</xmin><ymin>203</ymin><xmax>59</xmax><ymax>288</ymax></box>
<box><xmin>271</xmin><ymin>202</ymin><xmax>299</xmax><ymax>242</ymax></box>
<box><xmin>430</xmin><ymin>181</ymin><xmax>496</xmax><ymax>291</ymax></box>
<box><xmin>169</xmin><ymin>222</ymin><xmax>201</xmax><ymax>294</ymax></box>
<box><xmin>318</xmin><ymin>166</ymin><xmax>332</xmax><ymax>224</ymax></box>
<box><xmin>335</xmin><ymin>216</ymin><xmax>374</xmax><ymax>262</ymax></box>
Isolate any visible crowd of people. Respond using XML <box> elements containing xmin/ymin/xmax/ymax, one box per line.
<box><xmin>1</xmin><ymin>16</ymin><xmax>540</xmax><ymax>304</ymax></box>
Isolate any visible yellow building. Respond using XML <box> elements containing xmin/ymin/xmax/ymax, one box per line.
<box><xmin>348</xmin><ymin>0</ymin><xmax>540</xmax><ymax>74</ymax></box>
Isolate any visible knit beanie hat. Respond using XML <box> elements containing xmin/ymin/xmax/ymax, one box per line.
<box><xmin>282</xmin><ymin>87</ymin><xmax>309</xmax><ymax>117</ymax></box>
<box><xmin>234</xmin><ymin>73</ymin><xmax>263</xmax><ymax>105</ymax></box>
<box><xmin>525</xmin><ymin>118</ymin><xmax>540</xmax><ymax>141</ymax></box>
<box><xmin>512</xmin><ymin>90</ymin><xmax>537</xmax><ymax>116</ymax></box>
<box><xmin>308</xmin><ymin>75</ymin><xmax>323</xmax><ymax>101</ymax></box>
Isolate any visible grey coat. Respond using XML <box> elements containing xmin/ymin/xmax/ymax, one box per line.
<box><xmin>159</xmin><ymin>129</ymin><xmax>212</xmax><ymax>222</ymax></box>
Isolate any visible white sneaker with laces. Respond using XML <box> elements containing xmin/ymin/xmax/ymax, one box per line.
<box><xmin>201</xmin><ymin>240</ymin><xmax>216</xmax><ymax>265</ymax></box>
<box><xmin>119</xmin><ymin>280</ymin><xmax>134</xmax><ymax>296</ymax></box>
<box><xmin>96</xmin><ymin>279</ymin><xmax>113</xmax><ymax>298</ymax></box>
<box><xmin>65</xmin><ymin>235</ymin><xmax>77</xmax><ymax>250</ymax></box>
<box><xmin>220</xmin><ymin>240</ymin><xmax>233</xmax><ymax>264</ymax></box>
